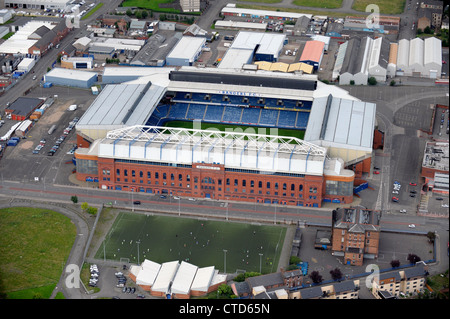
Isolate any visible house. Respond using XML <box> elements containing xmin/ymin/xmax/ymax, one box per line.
<box><xmin>331</xmin><ymin>206</ymin><xmax>381</xmax><ymax>266</ymax></box>
<box><xmin>27</xmin><ymin>20</ymin><xmax>70</xmax><ymax>56</ymax></box>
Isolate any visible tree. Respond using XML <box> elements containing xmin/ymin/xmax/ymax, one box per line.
<box><xmin>135</xmin><ymin>10</ymin><xmax>142</xmax><ymax>19</ymax></box>
<box><xmin>71</xmin><ymin>195</ymin><xmax>78</xmax><ymax>204</ymax></box>
<box><xmin>368</xmin><ymin>77</ymin><xmax>377</xmax><ymax>85</ymax></box>
<box><xmin>141</xmin><ymin>10</ymin><xmax>148</xmax><ymax>19</ymax></box>
<box><xmin>87</xmin><ymin>206</ymin><xmax>97</xmax><ymax>215</ymax></box>
<box><xmin>407</xmin><ymin>253</ymin><xmax>421</xmax><ymax>264</ymax></box>
<box><xmin>390</xmin><ymin>80</ymin><xmax>396</xmax><ymax>86</ymax></box>
<box><xmin>309</xmin><ymin>271</ymin><xmax>323</xmax><ymax>284</ymax></box>
<box><xmin>126</xmin><ymin>9</ymin><xmax>132</xmax><ymax>16</ymax></box>
<box><xmin>424</xmin><ymin>26</ymin><xmax>432</xmax><ymax>34</ymax></box>
<box><xmin>217</xmin><ymin>284</ymin><xmax>233</xmax><ymax>297</ymax></box>
<box><xmin>289</xmin><ymin>256</ymin><xmax>301</xmax><ymax>265</ymax></box>
<box><xmin>426</xmin><ymin>231</ymin><xmax>436</xmax><ymax>243</ymax></box>
<box><xmin>390</xmin><ymin>260</ymin><xmax>400</xmax><ymax>268</ymax></box>
<box><xmin>350</xmin><ymin>80</ymin><xmax>355</xmax><ymax>85</ymax></box>
<box><xmin>330</xmin><ymin>267</ymin><xmax>343</xmax><ymax>281</ymax></box>
<box><xmin>81</xmin><ymin>202</ymin><xmax>89</xmax><ymax>212</ymax></box>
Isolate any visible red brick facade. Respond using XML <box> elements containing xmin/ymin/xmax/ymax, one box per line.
<box><xmin>93</xmin><ymin>159</ymin><xmax>327</xmax><ymax>207</ymax></box>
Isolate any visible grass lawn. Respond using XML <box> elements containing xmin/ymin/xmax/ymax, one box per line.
<box><xmin>293</xmin><ymin>0</ymin><xmax>343</xmax><ymax>9</ymax></box>
<box><xmin>163</xmin><ymin>120</ymin><xmax>306</xmax><ymax>140</ymax></box>
<box><xmin>236</xmin><ymin>4</ymin><xmax>351</xmax><ymax>18</ymax></box>
<box><xmin>81</xmin><ymin>2</ymin><xmax>103</xmax><ymax>20</ymax></box>
<box><xmin>352</xmin><ymin>0</ymin><xmax>406</xmax><ymax>14</ymax></box>
<box><xmin>238</xmin><ymin>0</ymin><xmax>283</xmax><ymax>3</ymax></box>
<box><xmin>121</xmin><ymin>0</ymin><xmax>181</xmax><ymax>13</ymax></box>
<box><xmin>0</xmin><ymin>207</ymin><xmax>77</xmax><ymax>299</ymax></box>
<box><xmin>95</xmin><ymin>213</ymin><xmax>287</xmax><ymax>274</ymax></box>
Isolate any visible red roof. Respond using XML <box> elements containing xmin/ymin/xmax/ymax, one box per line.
<box><xmin>299</xmin><ymin>40</ymin><xmax>325</xmax><ymax>63</ymax></box>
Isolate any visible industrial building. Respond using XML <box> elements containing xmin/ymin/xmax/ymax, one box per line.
<box><xmin>337</xmin><ymin>36</ymin><xmax>392</xmax><ymax>85</ymax></box>
<box><xmin>221</xmin><ymin>4</ymin><xmax>313</xmax><ymax>22</ymax></box>
<box><xmin>165</xmin><ymin>36</ymin><xmax>206</xmax><ymax>66</ymax></box>
<box><xmin>129</xmin><ymin>259</ymin><xmax>226</xmax><ymax>299</ymax></box>
<box><xmin>298</xmin><ymin>40</ymin><xmax>325</xmax><ymax>71</ymax></box>
<box><xmin>130</xmin><ymin>33</ymin><xmax>182</xmax><ymax>67</ymax></box>
<box><xmin>74</xmin><ymin>66</ymin><xmax>377</xmax><ymax>207</ymax></box>
<box><xmin>44</xmin><ymin>68</ymin><xmax>97</xmax><ymax>88</ymax></box>
<box><xmin>60</xmin><ymin>56</ymin><xmax>93</xmax><ymax>69</ymax></box>
<box><xmin>396</xmin><ymin>37</ymin><xmax>442</xmax><ymax>78</ymax></box>
<box><xmin>4</xmin><ymin>97</ymin><xmax>44</xmax><ymax>121</ymax></box>
<box><xmin>218</xmin><ymin>31</ymin><xmax>287</xmax><ymax>69</ymax></box>
<box><xmin>4</xmin><ymin>0</ymin><xmax>70</xmax><ymax>10</ymax></box>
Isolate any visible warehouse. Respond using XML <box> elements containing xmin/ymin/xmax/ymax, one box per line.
<box><xmin>17</xmin><ymin>58</ymin><xmax>36</xmax><ymax>73</ymax></box>
<box><xmin>387</xmin><ymin>43</ymin><xmax>398</xmax><ymax>78</ymax></box>
<box><xmin>4</xmin><ymin>0</ymin><xmax>70</xmax><ymax>10</ymax></box>
<box><xmin>165</xmin><ymin>36</ymin><xmax>206</xmax><ymax>66</ymax></box>
<box><xmin>221</xmin><ymin>5</ymin><xmax>312</xmax><ymax>22</ymax></box>
<box><xmin>299</xmin><ymin>40</ymin><xmax>325</xmax><ymax>70</ymax></box>
<box><xmin>395</xmin><ymin>37</ymin><xmax>442</xmax><ymax>78</ymax></box>
<box><xmin>367</xmin><ymin>37</ymin><xmax>390</xmax><ymax>82</ymax></box>
<box><xmin>4</xmin><ymin>97</ymin><xmax>44</xmax><ymax>121</ymax></box>
<box><xmin>130</xmin><ymin>33</ymin><xmax>182</xmax><ymax>67</ymax></box>
<box><xmin>129</xmin><ymin>259</ymin><xmax>161</xmax><ymax>291</ymax></box>
<box><xmin>170</xmin><ymin>261</ymin><xmax>198</xmax><ymax>299</ymax></box>
<box><xmin>214</xmin><ymin>20</ymin><xmax>268</xmax><ymax>32</ymax></box>
<box><xmin>60</xmin><ymin>57</ymin><xmax>93</xmax><ymax>69</ymax></box>
<box><xmin>44</xmin><ymin>68</ymin><xmax>97</xmax><ymax>88</ymax></box>
<box><xmin>338</xmin><ymin>37</ymin><xmax>370</xmax><ymax>85</ymax></box>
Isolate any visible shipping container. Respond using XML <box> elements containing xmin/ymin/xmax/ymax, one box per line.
<box><xmin>43</xmin><ymin>82</ymin><xmax>53</xmax><ymax>88</ymax></box>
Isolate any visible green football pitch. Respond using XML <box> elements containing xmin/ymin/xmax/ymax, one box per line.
<box><xmin>95</xmin><ymin>213</ymin><xmax>287</xmax><ymax>274</ymax></box>
<box><xmin>163</xmin><ymin>120</ymin><xmax>305</xmax><ymax>140</ymax></box>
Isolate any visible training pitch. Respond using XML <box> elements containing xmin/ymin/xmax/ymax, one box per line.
<box><xmin>95</xmin><ymin>212</ymin><xmax>287</xmax><ymax>274</ymax></box>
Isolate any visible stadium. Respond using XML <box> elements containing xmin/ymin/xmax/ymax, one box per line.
<box><xmin>75</xmin><ymin>66</ymin><xmax>376</xmax><ymax>207</ymax></box>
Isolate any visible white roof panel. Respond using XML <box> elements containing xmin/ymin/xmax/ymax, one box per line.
<box><xmin>170</xmin><ymin>261</ymin><xmax>198</xmax><ymax>295</ymax></box>
<box><xmin>191</xmin><ymin>266</ymin><xmax>216</xmax><ymax>292</ymax></box>
<box><xmin>151</xmin><ymin>261</ymin><xmax>179</xmax><ymax>293</ymax></box>
<box><xmin>167</xmin><ymin>36</ymin><xmax>205</xmax><ymax>62</ymax></box>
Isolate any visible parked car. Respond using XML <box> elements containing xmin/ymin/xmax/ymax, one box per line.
<box><xmin>436</xmin><ymin>197</ymin><xmax>444</xmax><ymax>200</ymax></box>
<box><xmin>410</xmin><ymin>190</ymin><xmax>417</xmax><ymax>194</ymax></box>
<box><xmin>374</xmin><ymin>171</ymin><xmax>380</xmax><ymax>174</ymax></box>
<box><xmin>133</xmin><ymin>201</ymin><xmax>141</xmax><ymax>205</ymax></box>
<box><xmin>392</xmin><ymin>197</ymin><xmax>399</xmax><ymax>202</ymax></box>
<box><xmin>409</xmin><ymin>194</ymin><xmax>415</xmax><ymax>197</ymax></box>
<box><xmin>409</xmin><ymin>182</ymin><xmax>417</xmax><ymax>186</ymax></box>
<box><xmin>400</xmin><ymin>209</ymin><xmax>407</xmax><ymax>213</ymax></box>
<box><xmin>408</xmin><ymin>224</ymin><xmax>416</xmax><ymax>228</ymax></box>
<box><xmin>160</xmin><ymin>195</ymin><xmax>167</xmax><ymax>199</ymax></box>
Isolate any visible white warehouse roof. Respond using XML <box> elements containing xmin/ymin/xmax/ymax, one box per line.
<box><xmin>424</xmin><ymin>37</ymin><xmax>442</xmax><ymax>67</ymax></box>
<box><xmin>131</xmin><ymin>259</ymin><xmax>161</xmax><ymax>286</ymax></box>
<box><xmin>166</xmin><ymin>36</ymin><xmax>206</xmax><ymax>63</ymax></box>
<box><xmin>151</xmin><ymin>261</ymin><xmax>179</xmax><ymax>293</ymax></box>
<box><xmin>221</xmin><ymin>6</ymin><xmax>313</xmax><ymax>20</ymax></box>
<box><xmin>190</xmin><ymin>266</ymin><xmax>216</xmax><ymax>293</ymax></box>
<box><xmin>170</xmin><ymin>261</ymin><xmax>198</xmax><ymax>295</ymax></box>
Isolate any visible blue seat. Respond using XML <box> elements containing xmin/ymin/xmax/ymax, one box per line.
<box><xmin>277</xmin><ymin>111</ymin><xmax>296</xmax><ymax>128</ymax></box>
<box><xmin>186</xmin><ymin>104</ymin><xmax>206</xmax><ymax>120</ymax></box>
<box><xmin>204</xmin><ymin>105</ymin><xmax>224</xmax><ymax>122</ymax></box>
<box><xmin>222</xmin><ymin>107</ymin><xmax>242</xmax><ymax>122</ymax></box>
<box><xmin>295</xmin><ymin>112</ymin><xmax>310</xmax><ymax>129</ymax></box>
<box><xmin>258</xmin><ymin>109</ymin><xmax>278</xmax><ymax>126</ymax></box>
<box><xmin>241</xmin><ymin>108</ymin><xmax>260</xmax><ymax>125</ymax></box>
<box><xmin>169</xmin><ymin>103</ymin><xmax>189</xmax><ymax>119</ymax></box>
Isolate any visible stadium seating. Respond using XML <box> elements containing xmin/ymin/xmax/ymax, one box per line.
<box><xmin>241</xmin><ymin>108</ymin><xmax>261</xmax><ymax>125</ymax></box>
<box><xmin>204</xmin><ymin>105</ymin><xmax>225</xmax><ymax>122</ymax></box>
<box><xmin>186</xmin><ymin>104</ymin><xmax>207</xmax><ymax>120</ymax></box>
<box><xmin>169</xmin><ymin>103</ymin><xmax>189</xmax><ymax>119</ymax></box>
<box><xmin>295</xmin><ymin>112</ymin><xmax>310</xmax><ymax>129</ymax></box>
<box><xmin>222</xmin><ymin>106</ymin><xmax>243</xmax><ymax>123</ymax></box>
<box><xmin>259</xmin><ymin>109</ymin><xmax>279</xmax><ymax>126</ymax></box>
<box><xmin>277</xmin><ymin>111</ymin><xmax>297</xmax><ymax>128</ymax></box>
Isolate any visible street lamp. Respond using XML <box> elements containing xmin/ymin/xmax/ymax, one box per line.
<box><xmin>223</xmin><ymin>249</ymin><xmax>228</xmax><ymax>274</ymax></box>
<box><xmin>259</xmin><ymin>253</ymin><xmax>263</xmax><ymax>273</ymax></box>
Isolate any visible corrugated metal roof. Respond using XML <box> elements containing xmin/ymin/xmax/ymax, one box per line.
<box><xmin>299</xmin><ymin>40</ymin><xmax>325</xmax><ymax>63</ymax></box>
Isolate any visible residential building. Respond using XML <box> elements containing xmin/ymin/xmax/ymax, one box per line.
<box><xmin>417</xmin><ymin>0</ymin><xmax>444</xmax><ymax>30</ymax></box>
<box><xmin>371</xmin><ymin>263</ymin><xmax>428</xmax><ymax>299</ymax></box>
<box><xmin>331</xmin><ymin>206</ymin><xmax>381</xmax><ymax>266</ymax></box>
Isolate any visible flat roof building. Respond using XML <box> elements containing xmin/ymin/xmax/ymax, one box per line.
<box><xmin>166</xmin><ymin>36</ymin><xmax>206</xmax><ymax>66</ymax></box>
<box><xmin>44</xmin><ymin>68</ymin><xmax>97</xmax><ymax>88</ymax></box>
<box><xmin>299</xmin><ymin>40</ymin><xmax>325</xmax><ymax>70</ymax></box>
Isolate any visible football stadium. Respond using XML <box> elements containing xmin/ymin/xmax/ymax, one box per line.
<box><xmin>75</xmin><ymin>66</ymin><xmax>376</xmax><ymax>207</ymax></box>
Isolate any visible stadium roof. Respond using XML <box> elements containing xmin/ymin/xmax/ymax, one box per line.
<box><xmin>304</xmin><ymin>94</ymin><xmax>376</xmax><ymax>152</ymax></box>
<box><xmin>76</xmin><ymin>83</ymin><xmax>165</xmax><ymax>129</ymax></box>
<box><xmin>97</xmin><ymin>125</ymin><xmax>328</xmax><ymax>176</ymax></box>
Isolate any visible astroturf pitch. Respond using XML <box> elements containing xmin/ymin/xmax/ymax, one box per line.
<box><xmin>95</xmin><ymin>212</ymin><xmax>287</xmax><ymax>274</ymax></box>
